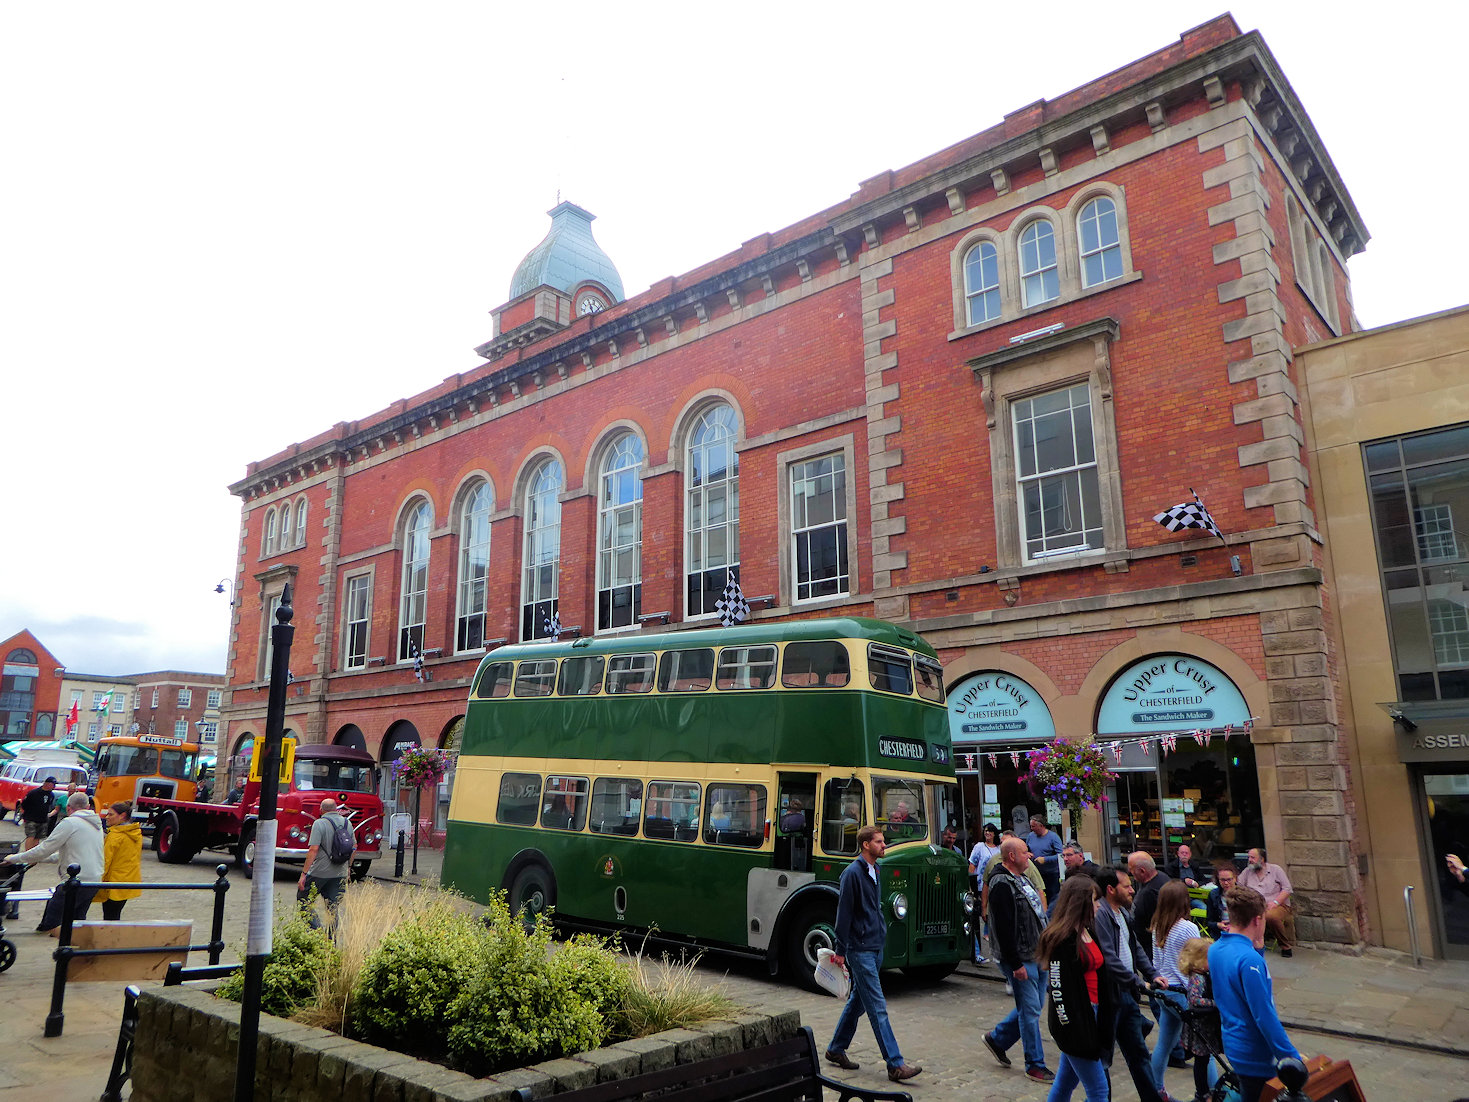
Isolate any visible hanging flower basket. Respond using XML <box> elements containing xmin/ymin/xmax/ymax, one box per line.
<box><xmin>394</xmin><ymin>746</ymin><xmax>450</xmax><ymax>789</ymax></box>
<box><xmin>1019</xmin><ymin>736</ymin><xmax>1115</xmax><ymax>814</ymax></box>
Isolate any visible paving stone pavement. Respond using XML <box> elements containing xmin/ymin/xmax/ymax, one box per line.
<box><xmin>1</xmin><ymin>817</ymin><xmax>1466</xmax><ymax>1101</ymax></box>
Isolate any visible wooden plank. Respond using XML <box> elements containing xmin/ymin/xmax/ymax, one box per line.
<box><xmin>66</xmin><ymin>921</ymin><xmax>192</xmax><ymax>982</ymax></box>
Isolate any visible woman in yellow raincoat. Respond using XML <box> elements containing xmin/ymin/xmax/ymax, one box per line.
<box><xmin>96</xmin><ymin>801</ymin><xmax>143</xmax><ymax>920</ymax></box>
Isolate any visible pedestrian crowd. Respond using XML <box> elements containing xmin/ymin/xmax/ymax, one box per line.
<box><xmin>828</xmin><ymin>814</ymin><xmax>1305</xmax><ymax>1102</ymax></box>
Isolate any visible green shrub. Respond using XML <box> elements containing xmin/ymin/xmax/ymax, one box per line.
<box><xmin>216</xmin><ymin>905</ymin><xmax>339</xmax><ymax>1019</ymax></box>
<box><xmin>615</xmin><ymin>950</ymin><xmax>736</xmax><ymax>1039</ymax></box>
<box><xmin>350</xmin><ymin>898</ymin><xmax>484</xmax><ymax>1055</ymax></box>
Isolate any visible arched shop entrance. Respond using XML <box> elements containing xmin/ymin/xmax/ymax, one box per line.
<box><xmin>948</xmin><ymin>671</ymin><xmax>1058</xmax><ymax>851</ymax></box>
<box><xmin>379</xmin><ymin>722</ymin><xmax>422</xmax><ymax>820</ymax></box>
<box><xmin>1095</xmin><ymin>654</ymin><xmax>1262</xmax><ymax>869</ymax></box>
<box><xmin>333</xmin><ymin>725</ymin><xmax>368</xmax><ymax>754</ymax></box>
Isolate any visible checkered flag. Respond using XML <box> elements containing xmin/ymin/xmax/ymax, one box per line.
<box><xmin>542</xmin><ymin>610</ymin><xmax>562</xmax><ymax>641</ymax></box>
<box><xmin>1153</xmin><ymin>488</ymin><xmax>1225</xmax><ymax>544</ymax></box>
<box><xmin>714</xmin><ymin>574</ymin><xmax>750</xmax><ymax>628</ymax></box>
<box><xmin>411</xmin><ymin>644</ymin><xmax>423</xmax><ymax>682</ymax></box>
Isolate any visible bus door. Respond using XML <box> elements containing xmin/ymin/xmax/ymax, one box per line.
<box><xmin>775</xmin><ymin>772</ymin><xmax>817</xmax><ymax>873</ymax></box>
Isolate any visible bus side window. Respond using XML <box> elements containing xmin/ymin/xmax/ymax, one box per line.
<box><xmin>656</xmin><ymin>649</ymin><xmax>714</xmax><ymax>693</ymax></box>
<box><xmin>716</xmin><ymin>645</ymin><xmax>777</xmax><ymax>690</ymax></box>
<box><xmin>821</xmin><ymin>778</ymin><xmax>866</xmax><ymax>855</ymax></box>
<box><xmin>496</xmin><ymin>772</ymin><xmax>542</xmax><ymax>825</ymax></box>
<box><xmin>557</xmin><ymin>657</ymin><xmax>605</xmax><ymax>697</ymax></box>
<box><xmin>607</xmin><ymin>653</ymin><xmax>656</xmax><ymax>694</ymax></box>
<box><xmin>541</xmin><ymin>776</ymin><xmax>589</xmax><ymax>830</ymax></box>
<box><xmin>475</xmin><ymin>661</ymin><xmax>515</xmax><ymax>699</ymax></box>
<box><xmin>704</xmin><ymin>783</ymin><xmax>767</xmax><ymax>847</ymax></box>
<box><xmin>646</xmin><ymin>781</ymin><xmax>700</xmax><ymax>841</ymax></box>
<box><xmin>514</xmin><ymin>660</ymin><xmax>557</xmax><ymax>697</ymax></box>
<box><xmin>781</xmin><ymin>641</ymin><xmax>851</xmax><ymax>688</ymax></box>
<box><xmin>589</xmin><ymin>778</ymin><xmax>642</xmax><ymax>835</ymax></box>
<box><xmin>868</xmin><ymin>643</ymin><xmax>914</xmax><ymax>695</ymax></box>
<box><xmin>914</xmin><ymin>654</ymin><xmax>945</xmax><ymax>702</ymax></box>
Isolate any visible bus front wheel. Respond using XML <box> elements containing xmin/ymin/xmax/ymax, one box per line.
<box><xmin>508</xmin><ymin>863</ymin><xmax>555</xmax><ymax>928</ymax></box>
<box><xmin>784</xmin><ymin>902</ymin><xmax>839</xmax><ymax>994</ymax></box>
<box><xmin>155</xmin><ymin>814</ymin><xmax>195</xmax><ymax>865</ymax></box>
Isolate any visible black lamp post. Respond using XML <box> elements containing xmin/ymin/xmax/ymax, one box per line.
<box><xmin>234</xmin><ymin>584</ymin><xmax>293</xmax><ymax>1102</ymax></box>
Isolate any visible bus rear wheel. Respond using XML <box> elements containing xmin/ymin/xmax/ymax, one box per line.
<box><xmin>784</xmin><ymin>902</ymin><xmax>839</xmax><ymax>994</ymax></box>
<box><xmin>155</xmin><ymin>814</ymin><xmax>195</xmax><ymax>865</ymax></box>
<box><xmin>508</xmin><ymin>863</ymin><xmax>555</xmax><ymax>929</ymax></box>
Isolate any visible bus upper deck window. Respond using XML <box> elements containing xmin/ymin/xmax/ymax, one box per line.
<box><xmin>496</xmin><ymin>772</ymin><xmax>542</xmax><ymax>826</ymax></box>
<box><xmin>781</xmin><ymin>641</ymin><xmax>851</xmax><ymax>688</ymax></box>
<box><xmin>514</xmin><ymin>660</ymin><xmax>557</xmax><ymax>697</ymax></box>
<box><xmin>607</xmin><ymin>653</ymin><xmax>656</xmax><ymax>694</ymax></box>
<box><xmin>914</xmin><ymin>655</ymin><xmax>945</xmax><ymax>702</ymax></box>
<box><xmin>656</xmin><ymin>649</ymin><xmax>714</xmax><ymax>693</ymax></box>
<box><xmin>868</xmin><ymin>643</ymin><xmax>914</xmax><ymax>695</ymax></box>
<box><xmin>475</xmin><ymin>661</ymin><xmax>514</xmax><ymax>699</ymax></box>
<box><xmin>557</xmin><ymin>656</ymin><xmax>605</xmax><ymax>696</ymax></box>
<box><xmin>716</xmin><ymin>645</ymin><xmax>777</xmax><ymax>690</ymax></box>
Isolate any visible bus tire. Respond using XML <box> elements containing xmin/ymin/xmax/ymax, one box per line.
<box><xmin>350</xmin><ymin>860</ymin><xmax>371</xmax><ymax>883</ymax></box>
<box><xmin>238</xmin><ymin>825</ymin><xmax>256</xmax><ymax>878</ymax></box>
<box><xmin>901</xmin><ymin>962</ymin><xmax>958</xmax><ymax>984</ymax></box>
<box><xmin>155</xmin><ymin>813</ymin><xmax>194</xmax><ymax>865</ymax></box>
<box><xmin>507</xmin><ymin>862</ymin><xmax>555</xmax><ymax>928</ymax></box>
<box><xmin>783</xmin><ymin>901</ymin><xmax>839</xmax><ymax>994</ymax></box>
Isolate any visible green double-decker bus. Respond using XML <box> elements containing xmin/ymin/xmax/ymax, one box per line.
<box><xmin>442</xmin><ymin>616</ymin><xmax>973</xmax><ymax>990</ymax></box>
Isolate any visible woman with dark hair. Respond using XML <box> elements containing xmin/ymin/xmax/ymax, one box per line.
<box><xmin>1150</xmin><ymin>878</ymin><xmax>1198</xmax><ymax>1093</ymax></box>
<box><xmin>1037</xmin><ymin>875</ymin><xmax>1111</xmax><ymax>1101</ymax></box>
<box><xmin>968</xmin><ymin>822</ymin><xmax>1003</xmax><ymax>963</ymax></box>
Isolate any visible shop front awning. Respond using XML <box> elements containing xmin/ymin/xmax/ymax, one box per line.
<box><xmin>0</xmin><ymin>739</ymin><xmax>95</xmax><ymax>763</ymax></box>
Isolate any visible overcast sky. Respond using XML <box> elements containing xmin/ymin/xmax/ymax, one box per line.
<box><xmin>5</xmin><ymin>3</ymin><xmax>1465</xmax><ymax>677</ymax></box>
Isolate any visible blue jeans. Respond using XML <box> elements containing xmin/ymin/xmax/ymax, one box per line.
<box><xmin>1048</xmin><ymin>1050</ymin><xmax>1109</xmax><ymax>1102</ymax></box>
<box><xmin>1149</xmin><ymin>987</ymin><xmax>1188</xmax><ymax>1090</ymax></box>
<box><xmin>1108</xmin><ymin>987</ymin><xmax>1165</xmax><ymax>1102</ymax></box>
<box><xmin>990</xmin><ymin>960</ymin><xmax>1046</xmax><ymax>1072</ymax></box>
<box><xmin>827</xmin><ymin>950</ymin><xmax>904</xmax><ymax>1069</ymax></box>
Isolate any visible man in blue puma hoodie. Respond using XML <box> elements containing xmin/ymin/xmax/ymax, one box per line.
<box><xmin>1208</xmin><ymin>885</ymin><xmax>1301</xmax><ymax>1102</ymax></box>
<box><xmin>824</xmin><ymin>825</ymin><xmax>922</xmax><ymax>1083</ymax></box>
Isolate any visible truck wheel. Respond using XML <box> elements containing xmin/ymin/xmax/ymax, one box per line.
<box><xmin>238</xmin><ymin>825</ymin><xmax>256</xmax><ymax>878</ymax></box>
<box><xmin>783</xmin><ymin>900</ymin><xmax>839</xmax><ymax>994</ymax></box>
<box><xmin>350</xmin><ymin>860</ymin><xmax>371</xmax><ymax>883</ymax></box>
<box><xmin>155</xmin><ymin>813</ymin><xmax>195</xmax><ymax>865</ymax></box>
<box><xmin>508</xmin><ymin>862</ymin><xmax>556</xmax><ymax>929</ymax></box>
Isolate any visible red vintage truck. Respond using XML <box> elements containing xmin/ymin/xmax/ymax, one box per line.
<box><xmin>135</xmin><ymin>743</ymin><xmax>386</xmax><ymax>880</ymax></box>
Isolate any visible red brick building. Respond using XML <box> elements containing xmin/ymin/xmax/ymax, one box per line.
<box><xmin>223</xmin><ymin>17</ymin><xmax>1372</xmax><ymax>943</ymax></box>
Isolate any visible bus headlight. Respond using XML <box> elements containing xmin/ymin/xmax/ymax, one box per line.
<box><xmin>962</xmin><ymin>890</ymin><xmax>977</xmax><ymax>915</ymax></box>
<box><xmin>891</xmin><ymin>893</ymin><xmax>909</xmax><ymax>920</ymax></box>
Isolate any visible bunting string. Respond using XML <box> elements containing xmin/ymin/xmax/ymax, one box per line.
<box><xmin>960</xmin><ymin>717</ymin><xmax>1258</xmax><ymax>764</ymax></box>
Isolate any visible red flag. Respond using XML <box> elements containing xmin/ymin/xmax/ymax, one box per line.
<box><xmin>65</xmin><ymin>700</ymin><xmax>79</xmax><ymax>734</ymax></box>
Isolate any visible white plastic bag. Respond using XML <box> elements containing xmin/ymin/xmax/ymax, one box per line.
<box><xmin>814</xmin><ymin>947</ymin><xmax>850</xmax><ymax>999</ymax></box>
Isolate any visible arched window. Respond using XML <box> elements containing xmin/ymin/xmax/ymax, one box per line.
<box><xmin>1078</xmin><ymin>197</ymin><xmax>1122</xmax><ymax>287</ymax></box>
<box><xmin>597</xmin><ymin>434</ymin><xmax>644</xmax><ymax>631</ymax></box>
<box><xmin>263</xmin><ymin>509</ymin><xmax>277</xmax><ymax>556</ymax></box>
<box><xmin>398</xmin><ymin>500</ymin><xmax>432</xmax><ymax>661</ymax></box>
<box><xmin>521</xmin><ymin>459</ymin><xmax>563</xmax><ymax>640</ymax></box>
<box><xmin>685</xmin><ymin>404</ymin><xmax>740</xmax><ymax>618</ymax></box>
<box><xmin>1018</xmin><ymin>220</ymin><xmax>1059</xmax><ymax>307</ymax></box>
<box><xmin>294</xmin><ymin>498</ymin><xmax>309</xmax><ymax>549</ymax></box>
<box><xmin>456</xmin><ymin>482</ymin><xmax>493</xmax><ymax>652</ymax></box>
<box><xmin>963</xmin><ymin>240</ymin><xmax>1001</xmax><ymax>325</ymax></box>
<box><xmin>2</xmin><ymin>648</ymin><xmax>38</xmax><ymax>738</ymax></box>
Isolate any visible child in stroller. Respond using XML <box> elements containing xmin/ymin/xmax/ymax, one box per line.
<box><xmin>1177</xmin><ymin>936</ymin><xmax>1243</xmax><ymax>1102</ymax></box>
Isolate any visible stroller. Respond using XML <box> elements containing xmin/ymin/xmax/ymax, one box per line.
<box><xmin>0</xmin><ymin>845</ymin><xmax>24</xmax><ymax>973</ymax></box>
<box><xmin>1176</xmin><ymin>999</ymin><xmax>1245</xmax><ymax>1102</ymax></box>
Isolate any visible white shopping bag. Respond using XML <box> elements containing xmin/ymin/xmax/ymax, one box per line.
<box><xmin>814</xmin><ymin>947</ymin><xmax>850</xmax><ymax>999</ymax></box>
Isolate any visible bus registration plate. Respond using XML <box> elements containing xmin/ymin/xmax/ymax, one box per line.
<box><xmin>922</xmin><ymin>921</ymin><xmax>949</xmax><ymax>936</ymax></box>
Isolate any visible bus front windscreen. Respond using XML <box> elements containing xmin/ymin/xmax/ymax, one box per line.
<box><xmin>294</xmin><ymin>758</ymin><xmax>377</xmax><ymax>793</ymax></box>
<box><xmin>874</xmin><ymin>775</ymin><xmax>929</xmax><ymax>844</ymax></box>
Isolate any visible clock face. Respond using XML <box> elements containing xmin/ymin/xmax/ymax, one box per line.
<box><xmin>578</xmin><ymin>294</ymin><xmax>606</xmax><ymax>317</ymax></box>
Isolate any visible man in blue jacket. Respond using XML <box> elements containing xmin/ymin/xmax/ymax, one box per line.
<box><xmin>1208</xmin><ymin>886</ymin><xmax>1301</xmax><ymax>1102</ymax></box>
<box><xmin>824</xmin><ymin>826</ymin><xmax>922</xmax><ymax>1083</ymax></box>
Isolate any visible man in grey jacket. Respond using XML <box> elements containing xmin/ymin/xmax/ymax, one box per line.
<box><xmin>980</xmin><ymin>837</ymin><xmax>1054</xmax><ymax>1084</ymax></box>
<box><xmin>1094</xmin><ymin>866</ymin><xmax>1169</xmax><ymax>1102</ymax></box>
<box><xmin>3</xmin><ymin>791</ymin><xmax>105</xmax><ymax>932</ymax></box>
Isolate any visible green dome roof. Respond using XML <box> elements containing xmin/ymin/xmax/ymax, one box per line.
<box><xmin>509</xmin><ymin>202</ymin><xmax>624</xmax><ymax>303</ymax></box>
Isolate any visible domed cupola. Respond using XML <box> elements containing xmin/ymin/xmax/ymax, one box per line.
<box><xmin>509</xmin><ymin>201</ymin><xmax>624</xmax><ymax>312</ymax></box>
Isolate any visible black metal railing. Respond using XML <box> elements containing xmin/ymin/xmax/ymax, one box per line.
<box><xmin>101</xmin><ymin>961</ymin><xmax>239</xmax><ymax>1102</ymax></box>
<box><xmin>46</xmin><ymin>861</ymin><xmax>231</xmax><ymax>1038</ymax></box>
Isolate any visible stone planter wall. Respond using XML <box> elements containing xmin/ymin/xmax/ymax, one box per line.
<box><xmin>129</xmin><ymin>985</ymin><xmax>802</xmax><ymax>1102</ymax></box>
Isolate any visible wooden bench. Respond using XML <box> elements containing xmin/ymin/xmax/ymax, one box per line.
<box><xmin>524</xmin><ymin>1026</ymin><xmax>913</xmax><ymax>1102</ymax></box>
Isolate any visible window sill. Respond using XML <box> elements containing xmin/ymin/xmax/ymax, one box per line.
<box><xmin>947</xmin><ymin>271</ymin><xmax>1143</xmax><ymax>343</ymax></box>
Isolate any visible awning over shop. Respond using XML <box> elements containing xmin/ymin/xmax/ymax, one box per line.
<box><xmin>0</xmin><ymin>739</ymin><xmax>96</xmax><ymax>763</ymax></box>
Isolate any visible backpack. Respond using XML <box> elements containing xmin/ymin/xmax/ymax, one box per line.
<box><xmin>325</xmin><ymin>814</ymin><xmax>355</xmax><ymax>864</ymax></box>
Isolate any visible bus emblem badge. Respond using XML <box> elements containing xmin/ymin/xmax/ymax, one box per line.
<box><xmin>603</xmin><ymin>857</ymin><xmax>615</xmax><ymax>877</ymax></box>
